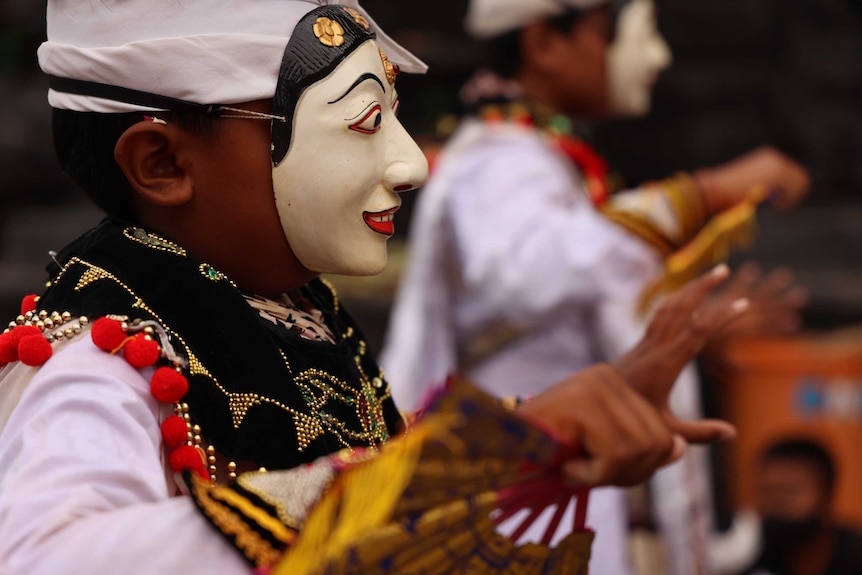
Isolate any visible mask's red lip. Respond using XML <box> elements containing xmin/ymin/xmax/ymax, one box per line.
<box><xmin>363</xmin><ymin>207</ymin><xmax>399</xmax><ymax>236</ymax></box>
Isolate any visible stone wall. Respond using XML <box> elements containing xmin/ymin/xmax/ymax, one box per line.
<box><xmin>2</xmin><ymin>1</ymin><xmax>861</xmax><ymax>325</ymax></box>
<box><xmin>594</xmin><ymin>0</ymin><xmax>862</xmax><ymax>202</ymax></box>
<box><xmin>591</xmin><ymin>0</ymin><xmax>862</xmax><ymax>327</ymax></box>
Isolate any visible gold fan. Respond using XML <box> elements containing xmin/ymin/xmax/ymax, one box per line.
<box><xmin>274</xmin><ymin>381</ymin><xmax>594</xmax><ymax>575</ymax></box>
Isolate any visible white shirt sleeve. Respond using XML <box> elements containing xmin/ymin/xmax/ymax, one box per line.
<box><xmin>0</xmin><ymin>337</ymin><xmax>249</xmax><ymax>575</ymax></box>
<box><xmin>445</xmin><ymin>133</ymin><xmax>659</xmax><ymax>328</ymax></box>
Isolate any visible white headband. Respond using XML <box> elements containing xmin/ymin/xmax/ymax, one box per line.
<box><xmin>38</xmin><ymin>0</ymin><xmax>427</xmax><ymax>113</ymax></box>
<box><xmin>465</xmin><ymin>0</ymin><xmax>612</xmax><ymax>39</ymax></box>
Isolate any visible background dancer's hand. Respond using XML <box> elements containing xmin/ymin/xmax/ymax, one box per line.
<box><xmin>694</xmin><ymin>146</ymin><xmax>811</xmax><ymax>213</ymax></box>
<box><xmin>707</xmin><ymin>262</ymin><xmax>808</xmax><ymax>339</ymax></box>
<box><xmin>701</xmin><ymin>261</ymin><xmax>808</xmax><ymax>375</ymax></box>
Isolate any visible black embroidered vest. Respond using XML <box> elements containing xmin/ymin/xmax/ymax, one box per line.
<box><xmin>37</xmin><ymin>219</ymin><xmax>401</xmax><ymax>469</ymax></box>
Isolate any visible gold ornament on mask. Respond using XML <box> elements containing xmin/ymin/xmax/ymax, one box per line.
<box><xmin>313</xmin><ymin>17</ymin><xmax>345</xmax><ymax>47</ymax></box>
<box><xmin>343</xmin><ymin>7</ymin><xmax>370</xmax><ymax>31</ymax></box>
<box><xmin>379</xmin><ymin>48</ymin><xmax>398</xmax><ymax>85</ymax></box>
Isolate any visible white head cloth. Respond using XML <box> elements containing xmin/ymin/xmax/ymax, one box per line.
<box><xmin>38</xmin><ymin>0</ymin><xmax>427</xmax><ymax>113</ymax></box>
<box><xmin>465</xmin><ymin>0</ymin><xmax>612</xmax><ymax>39</ymax></box>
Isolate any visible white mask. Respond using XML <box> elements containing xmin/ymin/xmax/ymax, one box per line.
<box><xmin>607</xmin><ymin>0</ymin><xmax>672</xmax><ymax>117</ymax></box>
<box><xmin>271</xmin><ymin>40</ymin><xmax>429</xmax><ymax>276</ymax></box>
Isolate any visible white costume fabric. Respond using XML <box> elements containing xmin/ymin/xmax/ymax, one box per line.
<box><xmin>382</xmin><ymin>119</ymin><xmax>659</xmax><ymax>406</ymax></box>
<box><xmin>0</xmin><ymin>335</ymin><xmax>248</xmax><ymax>574</ymax></box>
<box><xmin>381</xmin><ymin>119</ymin><xmax>710</xmax><ymax>575</ymax></box>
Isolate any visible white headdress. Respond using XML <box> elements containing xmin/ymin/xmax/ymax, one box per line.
<box><xmin>465</xmin><ymin>0</ymin><xmax>612</xmax><ymax>40</ymax></box>
<box><xmin>38</xmin><ymin>0</ymin><xmax>426</xmax><ymax>113</ymax></box>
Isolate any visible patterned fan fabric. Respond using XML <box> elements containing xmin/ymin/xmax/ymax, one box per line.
<box><xmin>275</xmin><ymin>382</ymin><xmax>593</xmax><ymax>575</ymax></box>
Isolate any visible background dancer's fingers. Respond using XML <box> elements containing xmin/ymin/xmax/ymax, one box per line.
<box><xmin>703</xmin><ymin>263</ymin><xmax>810</xmax><ymax>375</ymax></box>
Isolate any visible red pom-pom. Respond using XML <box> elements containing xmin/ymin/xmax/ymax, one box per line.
<box><xmin>18</xmin><ymin>334</ymin><xmax>53</xmax><ymax>366</ymax></box>
<box><xmin>20</xmin><ymin>295</ymin><xmax>39</xmax><ymax>316</ymax></box>
<box><xmin>168</xmin><ymin>445</ymin><xmax>208</xmax><ymax>478</ymax></box>
<box><xmin>0</xmin><ymin>334</ymin><xmax>18</xmax><ymax>364</ymax></box>
<box><xmin>150</xmin><ymin>367</ymin><xmax>189</xmax><ymax>404</ymax></box>
<box><xmin>123</xmin><ymin>334</ymin><xmax>160</xmax><ymax>368</ymax></box>
<box><xmin>160</xmin><ymin>415</ymin><xmax>189</xmax><ymax>448</ymax></box>
<box><xmin>9</xmin><ymin>326</ymin><xmax>42</xmax><ymax>345</ymax></box>
<box><xmin>0</xmin><ymin>327</ymin><xmax>43</xmax><ymax>364</ymax></box>
<box><xmin>91</xmin><ymin>318</ymin><xmax>127</xmax><ymax>352</ymax></box>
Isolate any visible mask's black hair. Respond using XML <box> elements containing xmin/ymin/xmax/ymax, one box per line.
<box><xmin>272</xmin><ymin>5</ymin><xmax>377</xmax><ymax>165</ymax></box>
<box><xmin>760</xmin><ymin>437</ymin><xmax>837</xmax><ymax>493</ymax></box>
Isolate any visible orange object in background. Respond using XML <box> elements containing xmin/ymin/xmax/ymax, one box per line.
<box><xmin>721</xmin><ymin>327</ymin><xmax>862</xmax><ymax>527</ymax></box>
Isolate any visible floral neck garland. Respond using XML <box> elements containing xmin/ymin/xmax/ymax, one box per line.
<box><xmin>476</xmin><ymin>102</ymin><xmax>611</xmax><ymax>206</ymax></box>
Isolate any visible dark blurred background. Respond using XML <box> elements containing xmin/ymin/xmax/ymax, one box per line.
<box><xmin>2</xmin><ymin>0</ymin><xmax>860</xmax><ymax>328</ymax></box>
<box><xmin>1</xmin><ymin>0</ymin><xmax>862</xmax><ymax>566</ymax></box>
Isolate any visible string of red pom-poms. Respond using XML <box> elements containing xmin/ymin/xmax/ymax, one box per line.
<box><xmin>91</xmin><ymin>317</ymin><xmax>207</xmax><ymax>479</ymax></box>
<box><xmin>4</xmin><ymin>292</ymin><xmax>207</xmax><ymax>480</ymax></box>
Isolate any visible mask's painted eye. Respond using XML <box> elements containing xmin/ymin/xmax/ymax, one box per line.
<box><xmin>349</xmin><ymin>104</ymin><xmax>383</xmax><ymax>134</ymax></box>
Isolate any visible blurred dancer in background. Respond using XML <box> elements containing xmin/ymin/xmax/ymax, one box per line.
<box><xmin>382</xmin><ymin>1</ymin><xmax>810</xmax><ymax>574</ymax></box>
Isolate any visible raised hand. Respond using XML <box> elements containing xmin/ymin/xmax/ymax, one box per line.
<box><xmin>702</xmin><ymin>262</ymin><xmax>808</xmax><ymax>375</ymax></box>
<box><xmin>694</xmin><ymin>146</ymin><xmax>811</xmax><ymax>213</ymax></box>
<box><xmin>514</xmin><ymin>265</ymin><xmax>747</xmax><ymax>487</ymax></box>
<box><xmin>613</xmin><ymin>264</ymin><xmax>747</xmax><ymax>443</ymax></box>
<box><xmin>709</xmin><ymin>262</ymin><xmax>807</xmax><ymax>338</ymax></box>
